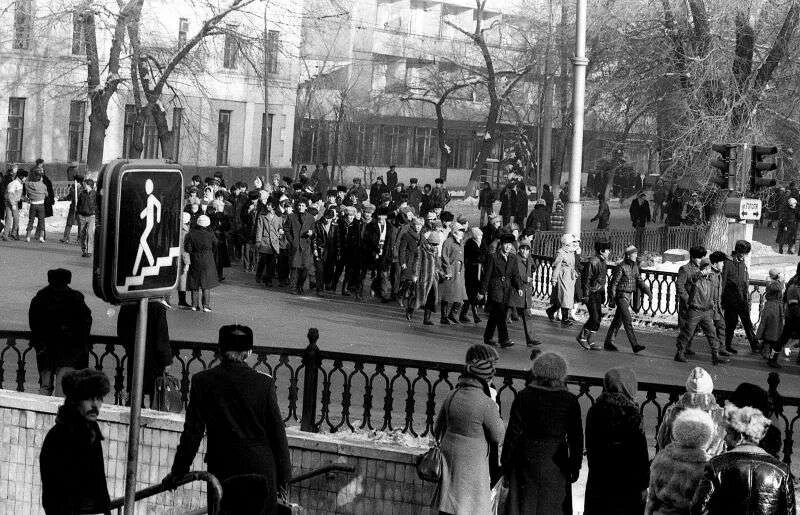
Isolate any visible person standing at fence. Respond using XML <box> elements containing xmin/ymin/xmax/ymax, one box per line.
<box><xmin>524</xmin><ymin>199</ymin><xmax>551</xmax><ymax>235</ymax></box>
<box><xmin>722</xmin><ymin>240</ymin><xmax>759</xmax><ymax>354</ymax></box>
<box><xmin>629</xmin><ymin>191</ymin><xmax>651</xmax><ymax>228</ymax></box>
<box><xmin>577</xmin><ymin>240</ymin><xmax>611</xmax><ymax>350</ymax></box>
<box><xmin>499</xmin><ymin>177</ymin><xmax>517</xmax><ymax>226</ymax></box>
<box><xmin>776</xmin><ymin>196</ymin><xmax>799</xmax><ymax>254</ymax></box>
<box><xmin>164</xmin><ymin>325</ymin><xmax>291</xmax><ymax>514</ymax></box>
<box><xmin>546</xmin><ymin>234</ymin><xmax>580</xmax><ymax>327</ymax></box>
<box><xmin>184</xmin><ymin>215</ymin><xmax>218</xmax><ymax>312</ymax></box>
<box><xmin>603</xmin><ymin>245</ymin><xmax>650</xmax><ymax>353</ymax></box>
<box><xmin>40</xmin><ymin>369</ymin><xmax>111</xmax><ymax>515</ymax></box>
<box><xmin>75</xmin><ymin>178</ymin><xmax>97</xmax><ymax>258</ymax></box>
<box><xmin>480</xmin><ymin>233</ymin><xmax>522</xmax><ymax>348</ymax></box>
<box><xmin>29</xmin><ymin>268</ymin><xmax>93</xmax><ymax>396</ymax></box>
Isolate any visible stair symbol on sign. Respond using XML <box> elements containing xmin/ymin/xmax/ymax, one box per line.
<box><xmin>119</xmin><ymin>246</ymin><xmax>181</xmax><ymax>292</ymax></box>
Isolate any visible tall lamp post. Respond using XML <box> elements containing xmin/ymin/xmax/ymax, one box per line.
<box><xmin>565</xmin><ymin>0</ymin><xmax>587</xmax><ymax>236</ymax></box>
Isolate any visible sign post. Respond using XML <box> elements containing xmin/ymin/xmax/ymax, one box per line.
<box><xmin>93</xmin><ymin>160</ymin><xmax>183</xmax><ymax>515</ymax></box>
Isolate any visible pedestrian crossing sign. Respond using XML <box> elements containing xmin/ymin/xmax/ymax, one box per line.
<box><xmin>93</xmin><ymin>160</ymin><xmax>183</xmax><ymax>304</ymax></box>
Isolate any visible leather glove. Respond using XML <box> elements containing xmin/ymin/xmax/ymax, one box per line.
<box><xmin>161</xmin><ymin>472</ymin><xmax>181</xmax><ymax>491</ymax></box>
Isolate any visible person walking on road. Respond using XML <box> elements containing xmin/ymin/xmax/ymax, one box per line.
<box><xmin>439</xmin><ymin>222</ymin><xmax>468</xmax><ymax>324</ymax></box>
<box><xmin>59</xmin><ymin>172</ymin><xmax>83</xmax><ymax>244</ymax></box>
<box><xmin>24</xmin><ymin>168</ymin><xmax>49</xmax><ymax>243</ymax></box>
<box><xmin>406</xmin><ymin>227</ymin><xmax>443</xmax><ymax>324</ymax></box>
<box><xmin>603</xmin><ymin>245</ymin><xmax>651</xmax><ymax>353</ymax></box>
<box><xmin>629</xmin><ymin>190</ymin><xmax>651</xmax><ymax>228</ymax></box>
<box><xmin>577</xmin><ymin>240</ymin><xmax>611</xmax><ymax>350</ymax></box>
<box><xmin>722</xmin><ymin>240</ymin><xmax>759</xmax><ymax>354</ymax></box>
<box><xmin>480</xmin><ymin>233</ymin><xmax>522</xmax><ymax>348</ymax></box>
<box><xmin>75</xmin><ymin>178</ymin><xmax>97</xmax><ymax>258</ymax></box>
<box><xmin>165</xmin><ymin>325</ymin><xmax>291</xmax><ymax>515</ymax></box>
<box><xmin>40</xmin><ymin>369</ymin><xmax>111</xmax><ymax>515</ymax></box>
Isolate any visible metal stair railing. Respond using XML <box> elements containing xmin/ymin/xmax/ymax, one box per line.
<box><xmin>107</xmin><ymin>471</ymin><xmax>222</xmax><ymax>515</ymax></box>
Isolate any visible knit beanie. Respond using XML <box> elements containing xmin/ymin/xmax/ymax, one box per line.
<box><xmin>531</xmin><ymin>352</ymin><xmax>568</xmax><ymax>382</ymax></box>
<box><xmin>465</xmin><ymin>344</ymin><xmax>498</xmax><ymax>382</ymax></box>
<box><xmin>672</xmin><ymin>408</ymin><xmax>715</xmax><ymax>450</ymax></box>
<box><xmin>685</xmin><ymin>367</ymin><xmax>713</xmax><ymax>394</ymax></box>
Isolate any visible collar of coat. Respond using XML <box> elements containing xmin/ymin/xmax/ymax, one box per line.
<box><xmin>55</xmin><ymin>404</ymin><xmax>104</xmax><ymax>446</ymax></box>
<box><xmin>659</xmin><ymin>443</ymin><xmax>709</xmax><ymax>464</ymax></box>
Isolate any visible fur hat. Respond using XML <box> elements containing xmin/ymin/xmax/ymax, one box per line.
<box><xmin>219</xmin><ymin>324</ymin><xmax>254</xmax><ymax>353</ymax></box>
<box><xmin>362</xmin><ymin>203</ymin><xmax>376</xmax><ymax>214</ymax></box>
<box><xmin>499</xmin><ymin>233</ymin><xmax>516</xmax><ymax>244</ymax></box>
<box><xmin>689</xmin><ymin>246</ymin><xmax>707</xmax><ymax>260</ymax></box>
<box><xmin>724</xmin><ymin>402</ymin><xmax>771</xmax><ymax>443</ymax></box>
<box><xmin>47</xmin><ymin>268</ymin><xmax>72</xmax><ymax>288</ymax></box>
<box><xmin>625</xmin><ymin>245</ymin><xmax>638</xmax><ymax>255</ymax></box>
<box><xmin>671</xmin><ymin>408</ymin><xmax>715</xmax><ymax>449</ymax></box>
<box><xmin>336</xmin><ymin>185</ymin><xmax>348</xmax><ymax>192</ymax></box>
<box><xmin>376</xmin><ymin>206</ymin><xmax>389</xmax><ymax>217</ymax></box>
<box><xmin>734</xmin><ymin>239</ymin><xmax>751</xmax><ymax>255</ymax></box>
<box><xmin>518</xmin><ymin>236</ymin><xmax>531</xmax><ymax>249</ymax></box>
<box><xmin>197</xmin><ymin>215</ymin><xmax>211</xmax><ymax>228</ymax></box>
<box><xmin>685</xmin><ymin>367</ymin><xmax>714</xmax><ymax>394</ymax></box>
<box><xmin>531</xmin><ymin>352</ymin><xmax>568</xmax><ymax>381</ymax></box>
<box><xmin>62</xmin><ymin>368</ymin><xmax>110</xmax><ymax>402</ymax></box>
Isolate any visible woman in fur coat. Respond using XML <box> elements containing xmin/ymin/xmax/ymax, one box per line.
<box><xmin>405</xmin><ymin>228</ymin><xmax>443</xmax><ymax>324</ymax></box>
<box><xmin>645</xmin><ymin>408</ymin><xmax>714</xmax><ymax>514</ymax></box>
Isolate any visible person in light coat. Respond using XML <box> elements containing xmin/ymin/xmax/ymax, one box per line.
<box><xmin>546</xmin><ymin>233</ymin><xmax>581</xmax><ymax>327</ymax></box>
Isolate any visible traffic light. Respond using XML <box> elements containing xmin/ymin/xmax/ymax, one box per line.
<box><xmin>710</xmin><ymin>143</ymin><xmax>735</xmax><ymax>189</ymax></box>
<box><xmin>750</xmin><ymin>145</ymin><xmax>778</xmax><ymax>192</ymax></box>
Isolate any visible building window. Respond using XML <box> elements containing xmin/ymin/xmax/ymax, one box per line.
<box><xmin>413</xmin><ymin>127</ymin><xmax>438</xmax><ymax>167</ymax></box>
<box><xmin>381</xmin><ymin>126</ymin><xmax>409</xmax><ymax>166</ymax></box>
<box><xmin>142</xmin><ymin>113</ymin><xmax>159</xmax><ymax>159</ymax></box>
<box><xmin>172</xmin><ymin>108</ymin><xmax>183</xmax><ymax>159</ymax></box>
<box><xmin>178</xmin><ymin>18</ymin><xmax>188</xmax><ymax>47</ymax></box>
<box><xmin>13</xmin><ymin>0</ymin><xmax>33</xmax><ymax>50</ymax></box>
<box><xmin>223</xmin><ymin>26</ymin><xmax>238</xmax><ymax>69</ymax></box>
<box><xmin>122</xmin><ymin>104</ymin><xmax>135</xmax><ymax>158</ymax></box>
<box><xmin>72</xmin><ymin>13</ymin><xmax>86</xmax><ymax>55</ymax></box>
<box><xmin>217</xmin><ymin>110</ymin><xmax>232</xmax><ymax>165</ymax></box>
<box><xmin>266</xmin><ymin>30</ymin><xmax>279</xmax><ymax>74</ymax></box>
<box><xmin>6</xmin><ymin>98</ymin><xmax>26</xmax><ymax>163</ymax></box>
<box><xmin>259</xmin><ymin>113</ymin><xmax>274</xmax><ymax>166</ymax></box>
<box><xmin>68</xmin><ymin>100</ymin><xmax>86</xmax><ymax>162</ymax></box>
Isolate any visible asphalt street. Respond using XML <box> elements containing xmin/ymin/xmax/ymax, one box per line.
<box><xmin>1</xmin><ymin>239</ymin><xmax>797</xmax><ymax>397</ymax></box>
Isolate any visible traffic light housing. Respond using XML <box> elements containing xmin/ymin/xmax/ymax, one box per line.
<box><xmin>710</xmin><ymin>143</ymin><xmax>735</xmax><ymax>189</ymax></box>
<box><xmin>750</xmin><ymin>145</ymin><xmax>778</xmax><ymax>192</ymax></box>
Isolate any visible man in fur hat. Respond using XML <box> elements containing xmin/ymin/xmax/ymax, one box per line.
<box><xmin>40</xmin><ymin>369</ymin><xmax>111</xmax><ymax>514</ymax></box>
<box><xmin>166</xmin><ymin>325</ymin><xmax>291</xmax><ymax>514</ymax></box>
<box><xmin>480</xmin><ymin>233</ymin><xmax>522</xmax><ymax>348</ymax></box>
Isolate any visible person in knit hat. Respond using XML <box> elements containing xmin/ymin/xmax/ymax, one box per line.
<box><xmin>645</xmin><ymin>408</ymin><xmax>715</xmax><ymax>514</ymax></box>
<box><xmin>656</xmin><ymin>367</ymin><xmax>725</xmax><ymax>456</ymax></box>
<box><xmin>433</xmin><ymin>344</ymin><xmax>504</xmax><ymax>515</ymax></box>
<box><xmin>758</xmin><ymin>277</ymin><xmax>785</xmax><ymax>366</ymax></box>
<box><xmin>503</xmin><ymin>351</ymin><xmax>583</xmax><ymax>515</ymax></box>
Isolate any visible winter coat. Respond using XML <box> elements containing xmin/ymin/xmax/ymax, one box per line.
<box><xmin>434</xmin><ymin>375</ymin><xmax>505</xmax><ymax>515</ymax></box>
<box><xmin>362</xmin><ymin>220</ymin><xmax>395</xmax><ymax>268</ymax></box>
<box><xmin>210</xmin><ymin>211</ymin><xmax>231</xmax><ymax>269</ymax></box>
<box><xmin>184</xmin><ymin>228</ymin><xmax>219</xmax><ymax>290</ymax></box>
<box><xmin>646</xmin><ymin>444</ymin><xmax>709</xmax><ymax>515</ymax></box>
<box><xmin>584</xmin><ymin>393</ymin><xmax>650</xmax><ymax>515</ymax></box>
<box><xmin>509</xmin><ymin>254</ymin><xmax>532</xmax><ymax>308</ymax></box>
<box><xmin>406</xmin><ymin>186</ymin><xmax>423</xmax><ymax>213</ymax></box>
<box><xmin>776</xmin><ymin>203</ymin><xmax>799</xmax><ymax>245</ymax></box>
<box><xmin>40</xmin><ymin>405</ymin><xmax>110</xmax><ymax>515</ymax></box>
<box><xmin>609</xmin><ymin>258</ymin><xmax>651</xmax><ymax>304</ymax></box>
<box><xmin>369</xmin><ymin>182</ymin><xmax>389</xmax><ymax>205</ymax></box>
<box><xmin>412</xmin><ymin>238</ymin><xmax>441</xmax><ymax>310</ymax></box>
<box><xmin>691</xmin><ymin>446</ymin><xmax>795</xmax><ymax>515</ymax></box>
<box><xmin>499</xmin><ymin>185</ymin><xmax>517</xmax><ymax>218</ymax></box>
<box><xmin>312</xmin><ymin>219</ymin><xmax>336</xmax><ymax>262</ymax></box>
<box><xmin>255</xmin><ymin>212</ymin><xmax>283</xmax><ymax>254</ymax></box>
<box><xmin>480</xmin><ymin>251</ymin><xmax>522</xmax><ymax>305</ymax></box>
<box><xmin>171</xmin><ymin>360</ymin><xmax>292</xmax><ymax>511</ymax></box>
<box><xmin>514</xmin><ymin>182</ymin><xmax>528</xmax><ymax>222</ymax></box>
<box><xmin>541</xmin><ymin>189</ymin><xmax>554</xmax><ymax>212</ymax></box>
<box><xmin>385</xmin><ymin>170</ymin><xmax>398</xmax><ymax>190</ymax></box>
<box><xmin>430</xmin><ymin>187</ymin><xmax>450</xmax><ymax>209</ymax></box>
<box><xmin>76</xmin><ymin>190</ymin><xmax>98</xmax><ymax>217</ymax></box>
<box><xmin>478</xmin><ymin>187</ymin><xmax>495</xmax><ymax>209</ymax></box>
<box><xmin>397</xmin><ymin>227</ymin><xmax>420</xmax><ymax>282</ymax></box>
<box><xmin>757</xmin><ymin>298</ymin><xmax>784</xmax><ymax>342</ymax></box>
<box><xmin>581</xmin><ymin>255</ymin><xmax>608</xmax><ymax>301</ymax></box>
<box><xmin>656</xmin><ymin>394</ymin><xmax>725</xmax><ymax>457</ymax></box>
<box><xmin>439</xmin><ymin>235</ymin><xmax>467</xmax><ymax>303</ymax></box>
<box><xmin>336</xmin><ymin>219</ymin><xmax>362</xmax><ymax>266</ymax></box>
<box><xmin>552</xmin><ymin>249</ymin><xmax>579</xmax><ymax>309</ymax></box>
<box><xmin>525</xmin><ymin>205</ymin><xmax>551</xmax><ymax>234</ymax></box>
<box><xmin>289</xmin><ymin>212</ymin><xmax>316</xmax><ymax>269</ymax></box>
<box><xmin>550</xmin><ymin>204</ymin><xmax>565</xmax><ymax>231</ymax></box>
<box><xmin>464</xmin><ymin>238</ymin><xmax>484</xmax><ymax>301</ymax></box>
<box><xmin>25</xmin><ymin>179</ymin><xmax>48</xmax><ymax>203</ymax></box>
<box><xmin>43</xmin><ymin>174</ymin><xmax>55</xmax><ymax>217</ymax></box>
<box><xmin>29</xmin><ymin>284</ymin><xmax>92</xmax><ymax>372</ymax></box>
<box><xmin>117</xmin><ymin>301</ymin><xmax>172</xmax><ymax>400</ymax></box>
<box><xmin>721</xmin><ymin>255</ymin><xmax>750</xmax><ymax>309</ymax></box>
<box><xmin>676</xmin><ymin>262</ymin><xmax>713</xmax><ymax>312</ymax></box>
<box><xmin>630</xmin><ymin>198</ymin><xmax>651</xmax><ymax>228</ymax></box>
<box><xmin>501</xmin><ymin>385</ymin><xmax>584</xmax><ymax>515</ymax></box>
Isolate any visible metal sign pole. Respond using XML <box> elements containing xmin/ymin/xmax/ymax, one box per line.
<box><xmin>123</xmin><ymin>297</ymin><xmax>149</xmax><ymax>514</ymax></box>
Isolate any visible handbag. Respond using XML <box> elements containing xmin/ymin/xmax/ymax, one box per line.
<box><xmin>415</xmin><ymin>391</ymin><xmax>456</xmax><ymax>482</ymax></box>
<box><xmin>153</xmin><ymin>372</ymin><xmax>183</xmax><ymax>413</ymax></box>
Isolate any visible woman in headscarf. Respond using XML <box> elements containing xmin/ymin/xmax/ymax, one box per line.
<box><xmin>439</xmin><ymin>222</ymin><xmax>468</xmax><ymax>324</ymax></box>
<box><xmin>459</xmin><ymin>227</ymin><xmax>484</xmax><ymax>323</ymax></box>
<box><xmin>434</xmin><ymin>344</ymin><xmax>505</xmax><ymax>515</ymax></box>
<box><xmin>502</xmin><ymin>352</ymin><xmax>583</xmax><ymax>515</ymax></box>
<box><xmin>209</xmin><ymin>196</ymin><xmax>231</xmax><ymax>281</ymax></box>
<box><xmin>184</xmin><ymin>214</ymin><xmax>219</xmax><ymax>312</ymax></box>
<box><xmin>396</xmin><ymin>216</ymin><xmax>423</xmax><ymax>307</ymax></box>
<box><xmin>546</xmin><ymin>233</ymin><xmax>581</xmax><ymax>327</ymax></box>
<box><xmin>584</xmin><ymin>367</ymin><xmax>650</xmax><ymax>515</ymax></box>
<box><xmin>406</xmin><ymin>226</ymin><xmax>443</xmax><ymax>324</ymax></box>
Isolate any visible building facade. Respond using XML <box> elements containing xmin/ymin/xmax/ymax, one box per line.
<box><xmin>0</xmin><ymin>0</ymin><xmax>303</xmax><ymax>180</ymax></box>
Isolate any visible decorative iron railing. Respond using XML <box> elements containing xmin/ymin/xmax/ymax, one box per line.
<box><xmin>2</xmin><ymin>330</ymin><xmax>797</xmax><ymax>469</ymax></box>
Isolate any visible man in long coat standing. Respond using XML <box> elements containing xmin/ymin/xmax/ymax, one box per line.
<box><xmin>165</xmin><ymin>325</ymin><xmax>291</xmax><ymax>514</ymax></box>
<box><xmin>480</xmin><ymin>233</ymin><xmax>522</xmax><ymax>348</ymax></box>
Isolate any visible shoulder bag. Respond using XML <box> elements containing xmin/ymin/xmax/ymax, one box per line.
<box><xmin>415</xmin><ymin>390</ymin><xmax>456</xmax><ymax>482</ymax></box>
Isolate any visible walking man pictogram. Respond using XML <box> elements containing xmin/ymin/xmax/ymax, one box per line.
<box><xmin>132</xmin><ymin>179</ymin><xmax>161</xmax><ymax>276</ymax></box>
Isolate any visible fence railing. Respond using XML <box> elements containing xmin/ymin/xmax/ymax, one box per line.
<box><xmin>530</xmin><ymin>226</ymin><xmax>706</xmax><ymax>260</ymax></box>
<box><xmin>1</xmin><ymin>330</ymin><xmax>797</xmax><ymax>469</ymax></box>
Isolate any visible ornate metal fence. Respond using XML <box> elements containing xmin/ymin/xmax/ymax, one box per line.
<box><xmin>2</xmin><ymin>330</ymin><xmax>797</xmax><ymax>468</ymax></box>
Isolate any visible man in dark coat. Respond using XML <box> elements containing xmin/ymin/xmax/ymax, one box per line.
<box><xmin>40</xmin><ymin>369</ymin><xmax>111</xmax><ymax>515</ymax></box>
<box><xmin>288</xmin><ymin>199</ymin><xmax>316</xmax><ymax>295</ymax></box>
<box><xmin>629</xmin><ymin>191</ymin><xmax>651</xmax><ymax>228</ymax></box>
<box><xmin>369</xmin><ymin>176</ymin><xmax>389</xmax><ymax>205</ymax></box>
<box><xmin>117</xmin><ymin>300</ymin><xmax>173</xmax><ymax>408</ymax></box>
<box><xmin>603</xmin><ymin>246</ymin><xmax>651</xmax><ymax>353</ymax></box>
<box><xmin>59</xmin><ymin>172</ymin><xmax>83</xmax><ymax>243</ymax></box>
<box><xmin>430</xmin><ymin>177</ymin><xmax>451</xmax><ymax>210</ymax></box>
<box><xmin>29</xmin><ymin>268</ymin><xmax>92</xmax><ymax>396</ymax></box>
<box><xmin>524</xmin><ymin>200</ymin><xmax>551</xmax><ymax>235</ymax></box>
<box><xmin>165</xmin><ymin>325</ymin><xmax>291</xmax><ymax>515</ymax></box>
<box><xmin>312</xmin><ymin>207</ymin><xmax>338</xmax><ymax>294</ymax></box>
<box><xmin>513</xmin><ymin>179</ymin><xmax>528</xmax><ymax>225</ymax></box>
<box><xmin>541</xmin><ymin>184</ymin><xmax>554</xmax><ymax>212</ymax></box>
<box><xmin>480</xmin><ymin>233</ymin><xmax>522</xmax><ymax>348</ymax></box>
<box><xmin>499</xmin><ymin>178</ymin><xmax>517</xmax><ymax>226</ymax></box>
<box><xmin>362</xmin><ymin>206</ymin><xmax>395</xmax><ymax>301</ymax></box>
<box><xmin>722</xmin><ymin>239</ymin><xmax>759</xmax><ymax>353</ymax></box>
<box><xmin>577</xmin><ymin>240</ymin><xmax>611</xmax><ymax>350</ymax></box>
<box><xmin>385</xmin><ymin>165</ymin><xmax>398</xmax><ymax>190</ymax></box>
<box><xmin>406</xmin><ymin>178</ymin><xmax>423</xmax><ymax>214</ymax></box>
<box><xmin>478</xmin><ymin>181</ymin><xmax>495</xmax><ymax>226</ymax></box>
<box><xmin>336</xmin><ymin>206</ymin><xmax>363</xmax><ymax>297</ymax></box>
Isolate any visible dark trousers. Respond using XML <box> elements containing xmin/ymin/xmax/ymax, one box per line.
<box><xmin>513</xmin><ymin>307</ymin><xmax>535</xmax><ymax>341</ymax></box>
<box><xmin>26</xmin><ymin>203</ymin><xmax>46</xmax><ymax>238</ymax></box>
<box><xmin>604</xmin><ymin>296</ymin><xmax>639</xmax><ymax>348</ymax></box>
<box><xmin>257</xmin><ymin>253</ymin><xmax>276</xmax><ymax>284</ymax></box>
<box><xmin>374</xmin><ymin>261</ymin><xmax>392</xmax><ymax>300</ymax></box>
<box><xmin>484</xmin><ymin>301</ymin><xmax>509</xmax><ymax>344</ymax></box>
<box><xmin>723</xmin><ymin>304</ymin><xmax>756</xmax><ymax>347</ymax></box>
<box><xmin>686</xmin><ymin>314</ymin><xmax>724</xmax><ymax>351</ymax></box>
<box><xmin>277</xmin><ymin>249</ymin><xmax>291</xmax><ymax>285</ymax></box>
<box><xmin>332</xmin><ymin>258</ymin><xmax>346</xmax><ymax>291</ymax></box>
<box><xmin>582</xmin><ymin>294</ymin><xmax>604</xmax><ymax>332</ymax></box>
<box><xmin>677</xmin><ymin>309</ymin><xmax>719</xmax><ymax>352</ymax></box>
<box><xmin>776</xmin><ymin>314</ymin><xmax>800</xmax><ymax>353</ymax></box>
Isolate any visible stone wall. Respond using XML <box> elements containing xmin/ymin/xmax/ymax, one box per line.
<box><xmin>0</xmin><ymin>390</ymin><xmax>436</xmax><ymax>514</ymax></box>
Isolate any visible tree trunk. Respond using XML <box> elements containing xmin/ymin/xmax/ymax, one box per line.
<box><xmin>703</xmin><ymin>191</ymin><xmax>730</xmax><ymax>252</ymax></box>
<box><xmin>542</xmin><ymin>72</ymin><xmax>555</xmax><ymax>193</ymax></box>
<box><xmin>435</xmin><ymin>102</ymin><xmax>449</xmax><ymax>181</ymax></box>
<box><xmin>465</xmin><ymin>102</ymin><xmax>499</xmax><ymax>197</ymax></box>
<box><xmin>86</xmin><ymin>96</ymin><xmax>110</xmax><ymax>172</ymax></box>
<box><xmin>153</xmin><ymin>106</ymin><xmax>174</xmax><ymax>160</ymax></box>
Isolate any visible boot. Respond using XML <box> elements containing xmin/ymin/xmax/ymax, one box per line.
<box><xmin>711</xmin><ymin>351</ymin><xmax>730</xmax><ymax>365</ymax></box>
<box><xmin>545</xmin><ymin>306</ymin><xmax>557</xmax><ymax>322</ymax></box>
<box><xmin>178</xmin><ymin>291</ymin><xmax>191</xmax><ymax>308</ymax></box>
<box><xmin>674</xmin><ymin>350</ymin><xmax>688</xmax><ymax>363</ymax></box>
<box><xmin>560</xmin><ymin>309</ymin><xmax>573</xmax><ymax>327</ymax></box>
<box><xmin>471</xmin><ymin>305</ymin><xmax>481</xmax><ymax>324</ymax></box>
<box><xmin>725</xmin><ymin>344</ymin><xmax>738</xmax><ymax>354</ymax></box>
<box><xmin>717</xmin><ymin>348</ymin><xmax>731</xmax><ymax>357</ymax></box>
<box><xmin>440</xmin><ymin>302</ymin><xmax>451</xmax><ymax>324</ymax></box>
<box><xmin>576</xmin><ymin>328</ymin><xmax>590</xmax><ymax>350</ymax></box>
<box><xmin>459</xmin><ymin>303</ymin><xmax>471</xmax><ymax>323</ymax></box>
<box><xmin>423</xmin><ymin>309</ymin><xmax>434</xmax><ymax>325</ymax></box>
<box><xmin>405</xmin><ymin>308</ymin><xmax>414</xmax><ymax>321</ymax></box>
<box><xmin>448</xmin><ymin>303</ymin><xmax>462</xmax><ymax>324</ymax></box>
<box><xmin>767</xmin><ymin>351</ymin><xmax>781</xmax><ymax>368</ymax></box>
<box><xmin>586</xmin><ymin>331</ymin><xmax>601</xmax><ymax>350</ymax></box>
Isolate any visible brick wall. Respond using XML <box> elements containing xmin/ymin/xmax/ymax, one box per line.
<box><xmin>0</xmin><ymin>390</ymin><xmax>436</xmax><ymax>514</ymax></box>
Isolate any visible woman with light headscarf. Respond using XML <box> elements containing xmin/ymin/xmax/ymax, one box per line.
<box><xmin>184</xmin><ymin>214</ymin><xmax>219</xmax><ymax>312</ymax></box>
<box><xmin>584</xmin><ymin>367</ymin><xmax>650</xmax><ymax>515</ymax></box>
<box><xmin>459</xmin><ymin>227</ymin><xmax>484</xmax><ymax>323</ymax></box>
<box><xmin>546</xmin><ymin>234</ymin><xmax>581</xmax><ymax>327</ymax></box>
<box><xmin>406</xmin><ymin>227</ymin><xmax>443</xmax><ymax>324</ymax></box>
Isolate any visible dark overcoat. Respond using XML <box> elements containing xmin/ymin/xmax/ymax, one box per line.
<box><xmin>397</xmin><ymin>227</ymin><xmax>420</xmax><ymax>282</ymax></box>
<box><xmin>184</xmin><ymin>228</ymin><xmax>219</xmax><ymax>290</ymax></box>
<box><xmin>412</xmin><ymin>238</ymin><xmax>441</xmax><ymax>310</ymax></box>
<box><xmin>509</xmin><ymin>254</ymin><xmax>532</xmax><ymax>308</ymax></box>
<box><xmin>289</xmin><ymin>212</ymin><xmax>316</xmax><ymax>269</ymax></box>
<box><xmin>464</xmin><ymin>238</ymin><xmax>484</xmax><ymax>302</ymax></box>
<box><xmin>29</xmin><ymin>285</ymin><xmax>92</xmax><ymax>371</ymax></box>
<box><xmin>171</xmin><ymin>361</ymin><xmax>291</xmax><ymax>513</ymax></box>
<box><xmin>481</xmin><ymin>251</ymin><xmax>522</xmax><ymax>305</ymax></box>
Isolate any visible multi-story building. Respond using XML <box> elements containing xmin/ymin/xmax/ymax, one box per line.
<box><xmin>0</xmin><ymin>0</ymin><xmax>303</xmax><ymax>182</ymax></box>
